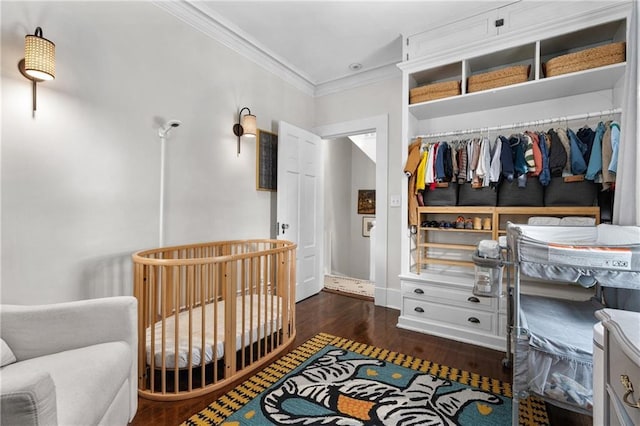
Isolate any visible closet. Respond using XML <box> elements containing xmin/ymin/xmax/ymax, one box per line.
<box><xmin>397</xmin><ymin>0</ymin><xmax>632</xmax><ymax>350</ymax></box>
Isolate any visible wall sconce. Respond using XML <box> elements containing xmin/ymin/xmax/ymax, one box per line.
<box><xmin>18</xmin><ymin>27</ymin><xmax>55</xmax><ymax>115</ymax></box>
<box><xmin>232</xmin><ymin>107</ymin><xmax>256</xmax><ymax>155</ymax></box>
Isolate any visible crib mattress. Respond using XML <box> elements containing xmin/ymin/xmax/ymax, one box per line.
<box><xmin>146</xmin><ymin>294</ymin><xmax>283</xmax><ymax>369</ymax></box>
<box><xmin>508</xmin><ymin>224</ymin><xmax>640</xmax><ymax>288</ymax></box>
<box><xmin>516</xmin><ymin>294</ymin><xmax>603</xmax><ymax>411</ymax></box>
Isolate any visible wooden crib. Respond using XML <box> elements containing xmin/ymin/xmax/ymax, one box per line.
<box><xmin>132</xmin><ymin>239</ymin><xmax>296</xmax><ymax>401</ymax></box>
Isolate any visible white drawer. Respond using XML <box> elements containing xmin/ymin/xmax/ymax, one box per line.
<box><xmin>402</xmin><ymin>282</ymin><xmax>497</xmax><ymax>312</ymax></box>
<box><xmin>608</xmin><ymin>338</ymin><xmax>640</xmax><ymax>425</ymax></box>
<box><xmin>403</xmin><ymin>298</ymin><xmax>496</xmax><ymax>333</ymax></box>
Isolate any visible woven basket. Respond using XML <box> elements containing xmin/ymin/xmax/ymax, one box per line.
<box><xmin>467</xmin><ymin>65</ymin><xmax>530</xmax><ymax>93</ymax></box>
<box><xmin>409</xmin><ymin>80</ymin><xmax>460</xmax><ymax>104</ymax></box>
<box><xmin>544</xmin><ymin>42</ymin><xmax>626</xmax><ymax>78</ymax></box>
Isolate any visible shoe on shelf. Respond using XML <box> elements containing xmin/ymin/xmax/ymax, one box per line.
<box><xmin>473</xmin><ymin>217</ymin><xmax>482</xmax><ymax>230</ymax></box>
<box><xmin>482</xmin><ymin>217</ymin><xmax>492</xmax><ymax>230</ymax></box>
<box><xmin>455</xmin><ymin>216</ymin><xmax>465</xmax><ymax>229</ymax></box>
<box><xmin>465</xmin><ymin>218</ymin><xmax>473</xmax><ymax>229</ymax></box>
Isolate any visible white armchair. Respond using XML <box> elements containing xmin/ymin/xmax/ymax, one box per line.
<box><xmin>0</xmin><ymin>296</ymin><xmax>137</xmax><ymax>426</ymax></box>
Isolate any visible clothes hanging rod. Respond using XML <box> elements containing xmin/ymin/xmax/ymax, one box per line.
<box><xmin>414</xmin><ymin>108</ymin><xmax>622</xmax><ymax>139</ymax></box>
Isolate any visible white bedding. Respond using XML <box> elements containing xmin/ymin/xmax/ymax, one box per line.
<box><xmin>146</xmin><ymin>294</ymin><xmax>283</xmax><ymax>369</ymax></box>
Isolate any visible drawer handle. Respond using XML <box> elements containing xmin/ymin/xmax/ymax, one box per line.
<box><xmin>414</xmin><ymin>307</ymin><xmax>425</xmax><ymax>313</ymax></box>
<box><xmin>467</xmin><ymin>296</ymin><xmax>480</xmax><ymax>303</ymax></box>
<box><xmin>414</xmin><ymin>288</ymin><xmax>424</xmax><ymax>295</ymax></box>
<box><xmin>468</xmin><ymin>317</ymin><xmax>480</xmax><ymax>324</ymax></box>
<box><xmin>621</xmin><ymin>375</ymin><xmax>640</xmax><ymax>409</ymax></box>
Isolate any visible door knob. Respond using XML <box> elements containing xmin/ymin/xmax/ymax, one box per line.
<box><xmin>281</xmin><ymin>223</ymin><xmax>290</xmax><ymax>234</ymax></box>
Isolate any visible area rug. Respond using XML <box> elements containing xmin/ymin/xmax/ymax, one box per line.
<box><xmin>182</xmin><ymin>333</ymin><xmax>549</xmax><ymax>425</ymax></box>
<box><xmin>323</xmin><ymin>274</ymin><xmax>375</xmax><ymax>300</ymax></box>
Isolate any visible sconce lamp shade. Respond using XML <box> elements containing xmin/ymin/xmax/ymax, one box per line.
<box><xmin>242</xmin><ymin>113</ymin><xmax>256</xmax><ymax>137</ymax></box>
<box><xmin>24</xmin><ymin>27</ymin><xmax>55</xmax><ymax>81</ymax></box>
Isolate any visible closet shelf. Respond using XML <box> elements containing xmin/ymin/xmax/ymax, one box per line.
<box><xmin>409</xmin><ymin>62</ymin><xmax>625</xmax><ymax>120</ymax></box>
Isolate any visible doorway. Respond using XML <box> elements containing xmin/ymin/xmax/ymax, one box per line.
<box><xmin>322</xmin><ymin>133</ymin><xmax>376</xmax><ymax>299</ymax></box>
<box><xmin>314</xmin><ymin>115</ymin><xmax>388</xmax><ymax>306</ymax></box>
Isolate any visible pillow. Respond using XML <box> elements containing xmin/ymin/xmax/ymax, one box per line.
<box><xmin>1</xmin><ymin>338</ymin><xmax>17</xmax><ymax>367</ymax></box>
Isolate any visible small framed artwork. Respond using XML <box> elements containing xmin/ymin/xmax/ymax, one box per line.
<box><xmin>256</xmin><ymin>129</ymin><xmax>278</xmax><ymax>191</ymax></box>
<box><xmin>362</xmin><ymin>216</ymin><xmax>376</xmax><ymax>237</ymax></box>
<box><xmin>357</xmin><ymin>189</ymin><xmax>375</xmax><ymax>214</ymax></box>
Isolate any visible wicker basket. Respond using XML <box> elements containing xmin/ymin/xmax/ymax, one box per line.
<box><xmin>409</xmin><ymin>80</ymin><xmax>461</xmax><ymax>104</ymax></box>
<box><xmin>467</xmin><ymin>65</ymin><xmax>531</xmax><ymax>93</ymax></box>
<box><xmin>544</xmin><ymin>42</ymin><xmax>626</xmax><ymax>78</ymax></box>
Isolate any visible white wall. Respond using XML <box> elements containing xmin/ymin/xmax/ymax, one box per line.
<box><xmin>315</xmin><ymin>78</ymin><xmax>403</xmax><ymax>301</ymax></box>
<box><xmin>324</xmin><ymin>137</ymin><xmax>376</xmax><ymax>279</ymax></box>
<box><xmin>323</xmin><ymin>138</ymin><xmax>351</xmax><ymax>276</ymax></box>
<box><xmin>349</xmin><ymin>142</ymin><xmax>376</xmax><ymax>279</ymax></box>
<box><xmin>1</xmin><ymin>1</ymin><xmax>314</xmax><ymax>304</ymax></box>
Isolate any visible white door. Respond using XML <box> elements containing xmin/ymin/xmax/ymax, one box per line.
<box><xmin>277</xmin><ymin>121</ymin><xmax>323</xmax><ymax>302</ymax></box>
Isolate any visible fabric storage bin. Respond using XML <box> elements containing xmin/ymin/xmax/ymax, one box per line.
<box><xmin>409</xmin><ymin>80</ymin><xmax>461</xmax><ymax>104</ymax></box>
<box><xmin>457</xmin><ymin>184</ymin><xmax>497</xmax><ymax>206</ymax></box>
<box><xmin>467</xmin><ymin>65</ymin><xmax>530</xmax><ymax>93</ymax></box>
<box><xmin>497</xmin><ymin>178</ymin><xmax>544</xmax><ymax>206</ymax></box>
<box><xmin>543</xmin><ymin>42</ymin><xmax>626</xmax><ymax>78</ymax></box>
<box><xmin>544</xmin><ymin>177</ymin><xmax>599</xmax><ymax>206</ymax></box>
<box><xmin>422</xmin><ymin>182</ymin><xmax>458</xmax><ymax>206</ymax></box>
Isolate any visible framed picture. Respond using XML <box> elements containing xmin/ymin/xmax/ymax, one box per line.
<box><xmin>357</xmin><ymin>189</ymin><xmax>376</xmax><ymax>214</ymax></box>
<box><xmin>362</xmin><ymin>216</ymin><xmax>376</xmax><ymax>237</ymax></box>
<box><xmin>256</xmin><ymin>129</ymin><xmax>278</xmax><ymax>191</ymax></box>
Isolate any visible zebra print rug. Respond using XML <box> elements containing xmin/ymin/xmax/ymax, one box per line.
<box><xmin>182</xmin><ymin>333</ymin><xmax>548</xmax><ymax>425</ymax></box>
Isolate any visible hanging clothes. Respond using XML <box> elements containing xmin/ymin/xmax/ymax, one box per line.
<box><xmin>577</xmin><ymin>126</ymin><xmax>595</xmax><ymax>166</ymax></box>
<box><xmin>567</xmin><ymin>128</ymin><xmax>588</xmax><ymax>175</ymax></box>
<box><xmin>488</xmin><ymin>136</ymin><xmax>502</xmax><ymax>186</ymax></box>
<box><xmin>546</xmin><ymin>129</ymin><xmax>567</xmax><ymax>177</ymax></box>
<box><xmin>499</xmin><ymin>136</ymin><xmax>514</xmax><ymax>182</ymax></box>
<box><xmin>415</xmin><ymin>150</ymin><xmax>428</xmax><ymax>192</ymax></box>
<box><xmin>585</xmin><ymin>122</ymin><xmax>606</xmax><ymax>181</ymax></box>
<box><xmin>404</xmin><ymin>138</ymin><xmax>422</xmax><ymax>227</ymax></box>
<box><xmin>537</xmin><ymin>132</ymin><xmax>551</xmax><ymax>186</ymax></box>
<box><xmin>457</xmin><ymin>144</ymin><xmax>468</xmax><ymax>184</ymax></box>
<box><xmin>555</xmin><ymin>128</ymin><xmax>572</xmax><ymax>176</ymax></box>
<box><xmin>608</xmin><ymin>121</ymin><xmax>621</xmax><ymax>174</ymax></box>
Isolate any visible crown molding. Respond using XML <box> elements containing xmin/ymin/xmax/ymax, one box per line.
<box><xmin>153</xmin><ymin>0</ymin><xmax>399</xmax><ymax>98</ymax></box>
<box><xmin>152</xmin><ymin>0</ymin><xmax>315</xmax><ymax>96</ymax></box>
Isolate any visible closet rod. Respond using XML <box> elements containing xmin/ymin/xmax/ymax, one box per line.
<box><xmin>415</xmin><ymin>108</ymin><xmax>622</xmax><ymax>139</ymax></box>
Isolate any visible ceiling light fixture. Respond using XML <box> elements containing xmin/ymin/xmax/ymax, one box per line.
<box><xmin>349</xmin><ymin>63</ymin><xmax>363</xmax><ymax>71</ymax></box>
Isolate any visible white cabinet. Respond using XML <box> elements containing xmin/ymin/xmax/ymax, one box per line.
<box><xmin>398</xmin><ymin>1</ymin><xmax>632</xmax><ymax>349</ymax></box>
<box><xmin>595</xmin><ymin>309</ymin><xmax>640</xmax><ymax>426</ymax></box>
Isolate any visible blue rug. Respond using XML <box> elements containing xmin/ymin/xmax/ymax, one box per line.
<box><xmin>183</xmin><ymin>333</ymin><xmax>548</xmax><ymax>425</ymax></box>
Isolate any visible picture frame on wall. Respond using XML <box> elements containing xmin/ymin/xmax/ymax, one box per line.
<box><xmin>357</xmin><ymin>189</ymin><xmax>375</xmax><ymax>214</ymax></box>
<box><xmin>362</xmin><ymin>216</ymin><xmax>375</xmax><ymax>237</ymax></box>
<box><xmin>256</xmin><ymin>129</ymin><xmax>278</xmax><ymax>191</ymax></box>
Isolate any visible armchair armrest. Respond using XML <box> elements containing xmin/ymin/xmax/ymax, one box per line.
<box><xmin>0</xmin><ymin>369</ymin><xmax>57</xmax><ymax>426</ymax></box>
<box><xmin>0</xmin><ymin>296</ymin><xmax>136</xmax><ymax>361</ymax></box>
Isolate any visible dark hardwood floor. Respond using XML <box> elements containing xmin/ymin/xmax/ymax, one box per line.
<box><xmin>130</xmin><ymin>291</ymin><xmax>590</xmax><ymax>425</ymax></box>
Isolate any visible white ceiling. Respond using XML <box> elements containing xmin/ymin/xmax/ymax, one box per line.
<box><xmin>164</xmin><ymin>1</ymin><xmax>513</xmax><ymax>94</ymax></box>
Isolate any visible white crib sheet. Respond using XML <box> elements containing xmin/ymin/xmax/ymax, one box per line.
<box><xmin>146</xmin><ymin>294</ymin><xmax>283</xmax><ymax>369</ymax></box>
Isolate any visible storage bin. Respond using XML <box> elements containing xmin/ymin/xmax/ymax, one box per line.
<box><xmin>409</xmin><ymin>80</ymin><xmax>461</xmax><ymax>104</ymax></box>
<box><xmin>467</xmin><ymin>65</ymin><xmax>530</xmax><ymax>93</ymax></box>
<box><xmin>457</xmin><ymin>184</ymin><xmax>497</xmax><ymax>206</ymax></box>
<box><xmin>421</xmin><ymin>182</ymin><xmax>458</xmax><ymax>206</ymax></box>
<box><xmin>544</xmin><ymin>177</ymin><xmax>599</xmax><ymax>206</ymax></box>
<box><xmin>544</xmin><ymin>42</ymin><xmax>626</xmax><ymax>78</ymax></box>
<box><xmin>497</xmin><ymin>177</ymin><xmax>544</xmax><ymax>206</ymax></box>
